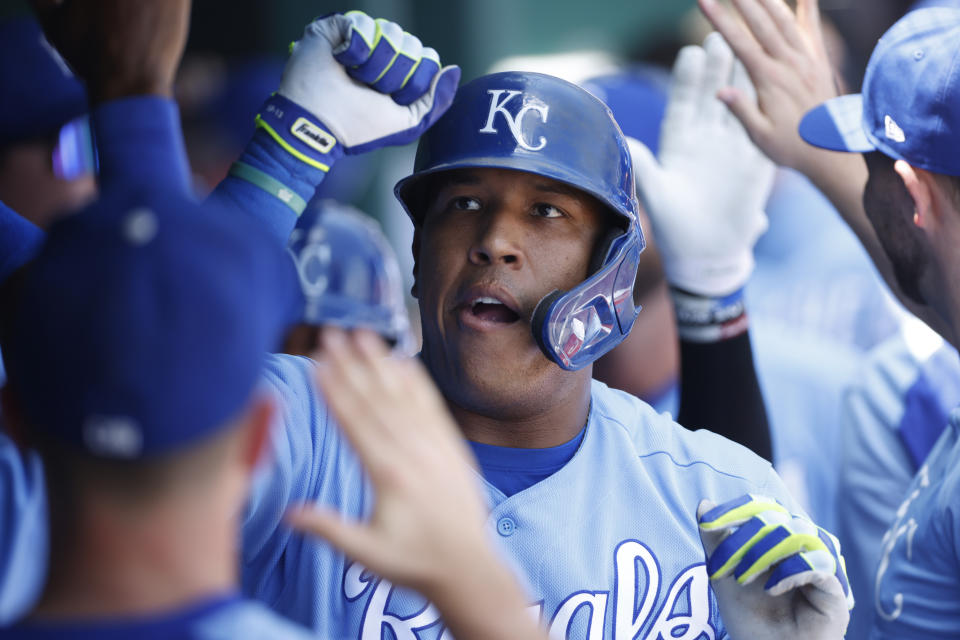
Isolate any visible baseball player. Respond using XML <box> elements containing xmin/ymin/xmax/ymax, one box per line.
<box><xmin>198</xmin><ymin>12</ymin><xmax>850</xmax><ymax>640</ymax></box>
<box><xmin>838</xmin><ymin>318</ymin><xmax>960</xmax><ymax>638</ymax></box>
<box><xmin>0</xmin><ymin>190</ymin><xmax>320</xmax><ymax>639</ymax></box>
<box><xmin>3</xmin><ymin>6</ymin><xmax>854</xmax><ymax>640</ymax></box>
<box><xmin>701</xmin><ymin>0</ymin><xmax>960</xmax><ymax>637</ymax></box>
<box><xmin>0</xmin><ymin>0</ymin><xmax>196</xmax><ymax>620</ymax></box>
<box><xmin>283</xmin><ymin>199</ymin><xmax>413</xmax><ymax>357</ymax></box>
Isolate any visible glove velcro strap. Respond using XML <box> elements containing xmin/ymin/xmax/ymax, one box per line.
<box><xmin>672</xmin><ymin>287</ymin><xmax>747</xmax><ymax>343</ymax></box>
<box><xmin>256</xmin><ymin>94</ymin><xmax>343</xmax><ymax>172</ymax></box>
<box><xmin>228</xmin><ymin>162</ymin><xmax>308</xmax><ymax>215</ymax></box>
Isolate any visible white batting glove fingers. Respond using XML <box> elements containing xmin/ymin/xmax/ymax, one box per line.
<box><xmin>631</xmin><ymin>32</ymin><xmax>774</xmax><ymax>298</ymax></box>
<box><xmin>697</xmin><ymin>495</ymin><xmax>852</xmax><ymax>640</ymax></box>
<box><xmin>258</xmin><ymin>11</ymin><xmax>460</xmax><ymax>171</ymax></box>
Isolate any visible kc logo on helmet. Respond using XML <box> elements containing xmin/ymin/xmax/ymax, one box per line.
<box><xmin>479</xmin><ymin>89</ymin><xmax>550</xmax><ymax>151</ymax></box>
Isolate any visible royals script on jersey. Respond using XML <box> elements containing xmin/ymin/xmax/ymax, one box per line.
<box><xmin>869</xmin><ymin>408</ymin><xmax>960</xmax><ymax>639</ymax></box>
<box><xmin>241</xmin><ymin>354</ymin><xmax>803</xmax><ymax>640</ymax></box>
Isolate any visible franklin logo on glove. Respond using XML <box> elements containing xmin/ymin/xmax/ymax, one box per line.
<box><xmin>292</xmin><ymin>118</ymin><xmax>337</xmax><ymax>154</ymax></box>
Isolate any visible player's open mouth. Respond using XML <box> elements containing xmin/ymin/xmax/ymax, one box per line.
<box><xmin>454</xmin><ymin>286</ymin><xmax>523</xmax><ymax>331</ymax></box>
<box><xmin>469</xmin><ymin>296</ymin><xmax>520</xmax><ymax>323</ymax></box>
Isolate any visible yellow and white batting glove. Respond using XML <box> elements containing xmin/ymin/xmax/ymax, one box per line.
<box><xmin>256</xmin><ymin>11</ymin><xmax>460</xmax><ymax>172</ymax></box>
<box><xmin>698</xmin><ymin>494</ymin><xmax>853</xmax><ymax>640</ymax></box>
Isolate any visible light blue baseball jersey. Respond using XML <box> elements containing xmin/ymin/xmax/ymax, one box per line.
<box><xmin>4</xmin><ymin>592</ymin><xmax>318</xmax><ymax>639</ymax></box>
<box><xmin>243</xmin><ymin>353</ymin><xmax>804</xmax><ymax>639</ymax></box>
<box><xmin>0</xmin><ymin>430</ymin><xmax>47</xmax><ymax>626</ymax></box>
<box><xmin>869</xmin><ymin>409</ymin><xmax>960</xmax><ymax>639</ymax></box>
<box><xmin>747</xmin><ymin>168</ymin><xmax>901</xmax><ymax>534</ymax></box>
<box><xmin>838</xmin><ymin>322</ymin><xmax>960</xmax><ymax>640</ymax></box>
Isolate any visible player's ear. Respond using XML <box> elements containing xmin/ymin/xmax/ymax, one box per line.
<box><xmin>410</xmin><ymin>228</ymin><xmax>421</xmax><ymax>299</ymax></box>
<box><xmin>895</xmin><ymin>160</ymin><xmax>934</xmax><ymax>229</ymax></box>
<box><xmin>241</xmin><ymin>393</ymin><xmax>276</xmax><ymax>471</ymax></box>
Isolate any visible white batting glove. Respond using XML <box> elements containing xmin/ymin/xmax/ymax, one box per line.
<box><xmin>256</xmin><ymin>11</ymin><xmax>460</xmax><ymax>171</ymax></box>
<box><xmin>698</xmin><ymin>495</ymin><xmax>852</xmax><ymax>640</ymax></box>
<box><xmin>630</xmin><ymin>32</ymin><xmax>775</xmax><ymax>298</ymax></box>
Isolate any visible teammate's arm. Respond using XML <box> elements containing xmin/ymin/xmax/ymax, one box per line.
<box><xmin>677</xmin><ymin>333</ymin><xmax>771</xmax><ymax>460</ymax></box>
<box><xmin>288</xmin><ymin>329</ymin><xmax>546</xmax><ymax>640</ymax></box>
<box><xmin>697</xmin><ymin>0</ymin><xmax>953</xmax><ymax>345</ymax></box>
<box><xmin>205</xmin><ymin>12</ymin><xmax>460</xmax><ymax>245</ymax></box>
<box><xmin>630</xmin><ymin>34</ymin><xmax>774</xmax><ymax>459</ymax></box>
<box><xmin>30</xmin><ymin>0</ymin><xmax>194</xmax><ymax>195</ymax></box>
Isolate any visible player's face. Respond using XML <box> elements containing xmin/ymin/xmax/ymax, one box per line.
<box><xmin>862</xmin><ymin>152</ymin><xmax>933</xmax><ymax>306</ymax></box>
<box><xmin>413</xmin><ymin>168</ymin><xmax>609</xmax><ymax>416</ymax></box>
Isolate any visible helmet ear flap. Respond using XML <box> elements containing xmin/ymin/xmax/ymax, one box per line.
<box><xmin>589</xmin><ymin>227</ymin><xmax>622</xmax><ymax>275</ymax></box>
<box><xmin>531</xmin><ymin>289</ymin><xmax>563</xmax><ymax>360</ymax></box>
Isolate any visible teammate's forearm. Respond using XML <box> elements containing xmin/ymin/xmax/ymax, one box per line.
<box><xmin>91</xmin><ymin>96</ymin><xmax>193</xmax><ymax>195</ymax></box>
<box><xmin>205</xmin><ymin>128</ymin><xmax>330</xmax><ymax>246</ymax></box>
<box><xmin>677</xmin><ymin>330</ymin><xmax>772</xmax><ymax>462</ymax></box>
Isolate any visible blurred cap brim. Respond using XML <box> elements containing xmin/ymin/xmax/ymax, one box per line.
<box><xmin>799</xmin><ymin>94</ymin><xmax>876</xmax><ymax>153</ymax></box>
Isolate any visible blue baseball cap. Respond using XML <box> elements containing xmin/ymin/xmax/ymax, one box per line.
<box><xmin>0</xmin><ymin>18</ymin><xmax>88</xmax><ymax>146</ymax></box>
<box><xmin>3</xmin><ymin>189</ymin><xmax>299</xmax><ymax>458</ymax></box>
<box><xmin>799</xmin><ymin>7</ymin><xmax>960</xmax><ymax>176</ymax></box>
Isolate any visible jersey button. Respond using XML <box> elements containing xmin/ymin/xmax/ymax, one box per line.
<box><xmin>497</xmin><ymin>517</ymin><xmax>516</xmax><ymax>537</ymax></box>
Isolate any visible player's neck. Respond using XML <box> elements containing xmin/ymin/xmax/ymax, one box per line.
<box><xmin>31</xmin><ymin>490</ymin><xmax>239</xmax><ymax>620</ymax></box>
<box><xmin>450</xmin><ymin>373</ymin><xmax>592</xmax><ymax>448</ymax></box>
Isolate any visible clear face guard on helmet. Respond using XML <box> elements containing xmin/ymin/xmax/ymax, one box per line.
<box><xmin>534</xmin><ymin>224</ymin><xmax>644</xmax><ymax>370</ymax></box>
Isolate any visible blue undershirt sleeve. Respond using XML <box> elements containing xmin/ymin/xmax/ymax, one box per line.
<box><xmin>206</xmin><ymin>129</ymin><xmax>329</xmax><ymax>246</ymax></box>
<box><xmin>90</xmin><ymin>96</ymin><xmax>192</xmax><ymax>196</ymax></box>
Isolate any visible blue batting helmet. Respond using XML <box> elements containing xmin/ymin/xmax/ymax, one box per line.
<box><xmin>394</xmin><ymin>71</ymin><xmax>645</xmax><ymax>371</ymax></box>
<box><xmin>287</xmin><ymin>200</ymin><xmax>413</xmax><ymax>353</ymax></box>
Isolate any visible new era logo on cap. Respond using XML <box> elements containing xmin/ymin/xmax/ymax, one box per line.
<box><xmin>84</xmin><ymin>415</ymin><xmax>144</xmax><ymax>458</ymax></box>
<box><xmin>885</xmin><ymin>115</ymin><xmax>906</xmax><ymax>143</ymax></box>
<box><xmin>799</xmin><ymin>7</ymin><xmax>960</xmax><ymax>176</ymax></box>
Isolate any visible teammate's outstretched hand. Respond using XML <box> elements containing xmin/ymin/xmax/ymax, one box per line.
<box><xmin>629</xmin><ymin>32</ymin><xmax>774</xmax><ymax>297</ymax></box>
<box><xmin>287</xmin><ymin>328</ymin><xmax>545</xmax><ymax>640</ymax></box>
<box><xmin>697</xmin><ymin>0</ymin><xmax>837</xmax><ymax>175</ymax></box>
<box><xmin>697</xmin><ymin>494</ymin><xmax>852</xmax><ymax>640</ymax></box>
<box><xmin>30</xmin><ymin>0</ymin><xmax>191</xmax><ymax>103</ymax></box>
<box><xmin>257</xmin><ymin>11</ymin><xmax>460</xmax><ymax>171</ymax></box>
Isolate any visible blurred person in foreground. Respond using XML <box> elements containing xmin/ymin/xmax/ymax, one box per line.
<box><xmin>701</xmin><ymin>0</ymin><xmax>960</xmax><ymax>636</ymax></box>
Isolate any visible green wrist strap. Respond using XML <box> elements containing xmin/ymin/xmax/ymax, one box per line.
<box><xmin>228</xmin><ymin>161</ymin><xmax>308</xmax><ymax>216</ymax></box>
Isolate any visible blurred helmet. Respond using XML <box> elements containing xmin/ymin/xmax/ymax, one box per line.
<box><xmin>287</xmin><ymin>200</ymin><xmax>413</xmax><ymax>353</ymax></box>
